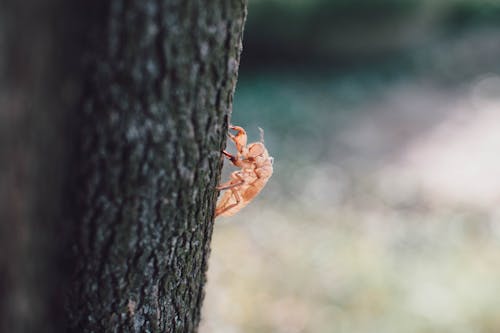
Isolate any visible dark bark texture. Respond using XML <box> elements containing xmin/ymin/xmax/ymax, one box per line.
<box><xmin>0</xmin><ymin>0</ymin><xmax>247</xmax><ymax>332</ymax></box>
<box><xmin>68</xmin><ymin>0</ymin><xmax>247</xmax><ymax>332</ymax></box>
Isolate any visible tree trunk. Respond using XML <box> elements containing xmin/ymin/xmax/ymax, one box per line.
<box><xmin>0</xmin><ymin>1</ymin><xmax>81</xmax><ymax>331</ymax></box>
<box><xmin>0</xmin><ymin>0</ymin><xmax>247</xmax><ymax>332</ymax></box>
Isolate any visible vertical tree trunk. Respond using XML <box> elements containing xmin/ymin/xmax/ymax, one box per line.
<box><xmin>0</xmin><ymin>1</ymin><xmax>81</xmax><ymax>331</ymax></box>
<box><xmin>0</xmin><ymin>0</ymin><xmax>247</xmax><ymax>332</ymax></box>
<box><xmin>68</xmin><ymin>0</ymin><xmax>248</xmax><ymax>332</ymax></box>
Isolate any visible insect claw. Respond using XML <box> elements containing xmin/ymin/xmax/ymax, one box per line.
<box><xmin>222</xmin><ymin>150</ymin><xmax>238</xmax><ymax>164</ymax></box>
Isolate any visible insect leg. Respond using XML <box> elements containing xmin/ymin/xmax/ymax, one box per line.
<box><xmin>222</xmin><ymin>150</ymin><xmax>238</xmax><ymax>165</ymax></box>
<box><xmin>228</xmin><ymin>125</ymin><xmax>247</xmax><ymax>153</ymax></box>
<box><xmin>217</xmin><ymin>179</ymin><xmax>244</xmax><ymax>190</ymax></box>
<box><xmin>216</xmin><ymin>171</ymin><xmax>245</xmax><ymax>190</ymax></box>
<box><xmin>215</xmin><ymin>187</ymin><xmax>242</xmax><ymax>217</ymax></box>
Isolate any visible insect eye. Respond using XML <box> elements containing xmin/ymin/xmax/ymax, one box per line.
<box><xmin>269</xmin><ymin>157</ymin><xmax>274</xmax><ymax>165</ymax></box>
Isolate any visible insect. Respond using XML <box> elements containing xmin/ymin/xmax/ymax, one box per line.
<box><xmin>215</xmin><ymin>125</ymin><xmax>274</xmax><ymax>218</ymax></box>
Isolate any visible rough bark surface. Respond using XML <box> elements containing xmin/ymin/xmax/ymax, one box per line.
<box><xmin>0</xmin><ymin>0</ymin><xmax>247</xmax><ymax>332</ymax></box>
<box><xmin>67</xmin><ymin>1</ymin><xmax>247</xmax><ymax>332</ymax></box>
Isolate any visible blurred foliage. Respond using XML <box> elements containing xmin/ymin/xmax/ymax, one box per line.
<box><xmin>446</xmin><ymin>0</ymin><xmax>500</xmax><ymax>30</ymax></box>
<box><xmin>202</xmin><ymin>1</ymin><xmax>500</xmax><ymax>332</ymax></box>
<box><xmin>204</xmin><ymin>71</ymin><xmax>500</xmax><ymax>332</ymax></box>
<box><xmin>243</xmin><ymin>0</ymin><xmax>500</xmax><ymax>68</ymax></box>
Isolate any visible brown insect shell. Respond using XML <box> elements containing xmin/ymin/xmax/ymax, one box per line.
<box><xmin>215</xmin><ymin>127</ymin><xmax>273</xmax><ymax>218</ymax></box>
<box><xmin>246</xmin><ymin>142</ymin><xmax>273</xmax><ymax>177</ymax></box>
<box><xmin>238</xmin><ymin>143</ymin><xmax>262</xmax><ymax>165</ymax></box>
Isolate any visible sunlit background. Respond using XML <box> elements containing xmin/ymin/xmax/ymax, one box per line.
<box><xmin>200</xmin><ymin>1</ymin><xmax>500</xmax><ymax>332</ymax></box>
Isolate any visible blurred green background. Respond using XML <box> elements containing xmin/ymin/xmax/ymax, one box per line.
<box><xmin>201</xmin><ymin>1</ymin><xmax>500</xmax><ymax>332</ymax></box>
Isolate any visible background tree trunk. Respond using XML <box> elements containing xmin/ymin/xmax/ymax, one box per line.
<box><xmin>0</xmin><ymin>0</ymin><xmax>247</xmax><ymax>332</ymax></box>
<box><xmin>0</xmin><ymin>1</ymin><xmax>82</xmax><ymax>331</ymax></box>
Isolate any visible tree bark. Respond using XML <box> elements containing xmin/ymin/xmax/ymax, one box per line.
<box><xmin>0</xmin><ymin>0</ymin><xmax>247</xmax><ymax>332</ymax></box>
<box><xmin>67</xmin><ymin>0</ymin><xmax>248</xmax><ymax>332</ymax></box>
